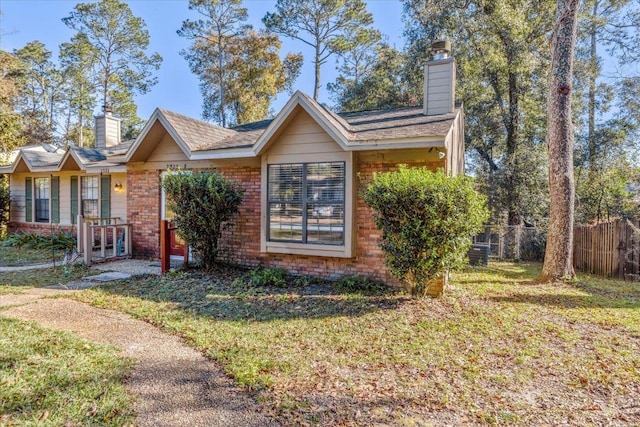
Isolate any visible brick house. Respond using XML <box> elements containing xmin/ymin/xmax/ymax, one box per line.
<box><xmin>1</xmin><ymin>49</ymin><xmax>463</xmax><ymax>285</ymax></box>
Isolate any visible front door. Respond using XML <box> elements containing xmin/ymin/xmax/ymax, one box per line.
<box><xmin>161</xmin><ymin>179</ymin><xmax>187</xmax><ymax>257</ymax></box>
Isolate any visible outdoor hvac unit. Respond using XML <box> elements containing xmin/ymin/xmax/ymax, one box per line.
<box><xmin>468</xmin><ymin>244</ymin><xmax>490</xmax><ymax>266</ymax></box>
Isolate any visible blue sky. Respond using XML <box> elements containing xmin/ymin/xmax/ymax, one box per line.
<box><xmin>0</xmin><ymin>0</ymin><xmax>405</xmax><ymax>122</ymax></box>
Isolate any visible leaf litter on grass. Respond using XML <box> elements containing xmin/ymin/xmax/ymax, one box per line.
<box><xmin>73</xmin><ymin>262</ymin><xmax>640</xmax><ymax>426</ymax></box>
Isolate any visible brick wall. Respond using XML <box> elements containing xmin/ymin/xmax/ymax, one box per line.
<box><xmin>127</xmin><ymin>160</ymin><xmax>442</xmax><ymax>284</ymax></box>
<box><xmin>127</xmin><ymin>170</ymin><xmax>161</xmax><ymax>258</ymax></box>
<box><xmin>7</xmin><ymin>222</ymin><xmax>77</xmax><ymax>237</ymax></box>
<box><xmin>213</xmin><ymin>160</ymin><xmax>442</xmax><ymax>283</ymax></box>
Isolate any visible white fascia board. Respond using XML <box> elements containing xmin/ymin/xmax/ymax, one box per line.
<box><xmin>344</xmin><ymin>137</ymin><xmax>446</xmax><ymax>151</ymax></box>
<box><xmin>84</xmin><ymin>165</ymin><xmax>127</xmax><ymax>173</ymax></box>
<box><xmin>253</xmin><ymin>91</ymin><xmax>350</xmax><ymax>155</ymax></box>
<box><xmin>124</xmin><ymin>108</ymin><xmax>161</xmax><ymax>162</ymax></box>
<box><xmin>124</xmin><ymin>108</ymin><xmax>193</xmax><ymax>162</ymax></box>
<box><xmin>189</xmin><ymin>148</ymin><xmax>256</xmax><ymax>160</ymax></box>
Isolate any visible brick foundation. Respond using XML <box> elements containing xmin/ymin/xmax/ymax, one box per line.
<box><xmin>7</xmin><ymin>222</ymin><xmax>77</xmax><ymax>237</ymax></box>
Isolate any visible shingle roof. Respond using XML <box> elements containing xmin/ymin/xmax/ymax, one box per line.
<box><xmin>158</xmin><ymin>109</ymin><xmax>242</xmax><ymax>152</ymax></box>
<box><xmin>156</xmin><ymin>97</ymin><xmax>458</xmax><ymax>153</ymax></box>
<box><xmin>339</xmin><ymin>106</ymin><xmax>459</xmax><ymax>142</ymax></box>
<box><xmin>20</xmin><ymin>145</ymin><xmax>64</xmax><ymax>168</ymax></box>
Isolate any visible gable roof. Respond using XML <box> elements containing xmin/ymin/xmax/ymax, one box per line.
<box><xmin>1</xmin><ymin>90</ymin><xmax>462</xmax><ymax>173</ymax></box>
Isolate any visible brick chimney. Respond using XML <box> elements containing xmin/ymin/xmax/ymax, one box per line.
<box><xmin>94</xmin><ymin>105</ymin><xmax>121</xmax><ymax>148</ymax></box>
<box><xmin>423</xmin><ymin>40</ymin><xmax>456</xmax><ymax>116</ymax></box>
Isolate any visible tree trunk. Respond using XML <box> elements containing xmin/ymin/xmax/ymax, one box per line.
<box><xmin>587</xmin><ymin>0</ymin><xmax>598</xmax><ymax>166</ymax></box>
<box><xmin>313</xmin><ymin>44</ymin><xmax>321</xmax><ymax>100</ymax></box>
<box><xmin>541</xmin><ymin>0</ymin><xmax>581</xmax><ymax>282</ymax></box>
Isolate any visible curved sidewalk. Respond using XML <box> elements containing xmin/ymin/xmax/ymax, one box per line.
<box><xmin>0</xmin><ymin>289</ymin><xmax>278</xmax><ymax>426</ymax></box>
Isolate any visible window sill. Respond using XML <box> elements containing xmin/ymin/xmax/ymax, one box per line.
<box><xmin>265</xmin><ymin>241</ymin><xmax>353</xmax><ymax>258</ymax></box>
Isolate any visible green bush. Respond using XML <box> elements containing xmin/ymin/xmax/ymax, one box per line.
<box><xmin>162</xmin><ymin>170</ymin><xmax>244</xmax><ymax>269</ymax></box>
<box><xmin>248</xmin><ymin>267</ymin><xmax>289</xmax><ymax>287</ymax></box>
<box><xmin>333</xmin><ymin>275</ymin><xmax>392</xmax><ymax>295</ymax></box>
<box><xmin>363</xmin><ymin>166</ymin><xmax>489</xmax><ymax>296</ymax></box>
<box><xmin>1</xmin><ymin>231</ymin><xmax>76</xmax><ymax>251</ymax></box>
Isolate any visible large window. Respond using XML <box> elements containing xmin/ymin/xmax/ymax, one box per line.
<box><xmin>81</xmin><ymin>176</ymin><xmax>99</xmax><ymax>217</ymax></box>
<box><xmin>268</xmin><ymin>162</ymin><xmax>345</xmax><ymax>245</ymax></box>
<box><xmin>34</xmin><ymin>178</ymin><xmax>49</xmax><ymax>222</ymax></box>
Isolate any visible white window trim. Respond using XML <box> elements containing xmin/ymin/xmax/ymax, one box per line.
<box><xmin>261</xmin><ymin>151</ymin><xmax>355</xmax><ymax>258</ymax></box>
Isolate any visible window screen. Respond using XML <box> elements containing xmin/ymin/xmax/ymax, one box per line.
<box><xmin>81</xmin><ymin>176</ymin><xmax>99</xmax><ymax>218</ymax></box>
<box><xmin>268</xmin><ymin>162</ymin><xmax>345</xmax><ymax>245</ymax></box>
<box><xmin>34</xmin><ymin>178</ymin><xmax>49</xmax><ymax>222</ymax></box>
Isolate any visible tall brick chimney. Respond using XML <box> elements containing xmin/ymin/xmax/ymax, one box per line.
<box><xmin>423</xmin><ymin>40</ymin><xmax>456</xmax><ymax>116</ymax></box>
<box><xmin>94</xmin><ymin>104</ymin><xmax>121</xmax><ymax>148</ymax></box>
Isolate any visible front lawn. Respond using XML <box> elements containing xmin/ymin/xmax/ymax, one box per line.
<box><xmin>0</xmin><ymin>265</ymin><xmax>96</xmax><ymax>293</ymax></box>
<box><xmin>73</xmin><ymin>263</ymin><xmax>640</xmax><ymax>425</ymax></box>
<box><xmin>0</xmin><ymin>317</ymin><xmax>134</xmax><ymax>425</ymax></box>
<box><xmin>0</xmin><ymin>246</ymin><xmax>65</xmax><ymax>267</ymax></box>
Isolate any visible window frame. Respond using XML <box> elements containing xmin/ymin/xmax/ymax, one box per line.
<box><xmin>260</xmin><ymin>151</ymin><xmax>354</xmax><ymax>259</ymax></box>
<box><xmin>81</xmin><ymin>175</ymin><xmax>100</xmax><ymax>218</ymax></box>
<box><xmin>267</xmin><ymin>162</ymin><xmax>346</xmax><ymax>246</ymax></box>
<box><xmin>33</xmin><ymin>177</ymin><xmax>50</xmax><ymax>223</ymax></box>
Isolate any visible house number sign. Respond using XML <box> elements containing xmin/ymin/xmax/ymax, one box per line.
<box><xmin>166</xmin><ymin>164</ymin><xmax>187</xmax><ymax>170</ymax></box>
<box><xmin>101</xmin><ymin>169</ymin><xmax>110</xmax><ymax>174</ymax></box>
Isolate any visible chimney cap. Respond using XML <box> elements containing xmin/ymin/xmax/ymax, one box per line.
<box><xmin>102</xmin><ymin>104</ymin><xmax>113</xmax><ymax>115</ymax></box>
<box><xmin>432</xmin><ymin>40</ymin><xmax>451</xmax><ymax>60</ymax></box>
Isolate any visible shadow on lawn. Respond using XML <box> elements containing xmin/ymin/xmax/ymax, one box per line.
<box><xmin>100</xmin><ymin>268</ymin><xmax>410</xmax><ymax>322</ymax></box>
<box><xmin>489</xmin><ymin>282</ymin><xmax>640</xmax><ymax>309</ymax></box>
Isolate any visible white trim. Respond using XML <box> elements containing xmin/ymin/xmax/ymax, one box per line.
<box><xmin>253</xmin><ymin>91</ymin><xmax>351</xmax><ymax>155</ymax></box>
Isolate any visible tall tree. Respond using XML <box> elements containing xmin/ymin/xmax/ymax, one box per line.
<box><xmin>263</xmin><ymin>0</ymin><xmax>373</xmax><ymax>100</ymax></box>
<box><xmin>225</xmin><ymin>30</ymin><xmax>302</xmax><ymax>124</ymax></box>
<box><xmin>573</xmin><ymin>0</ymin><xmax>640</xmax><ymax>223</ymax></box>
<box><xmin>58</xmin><ymin>34</ymin><xmax>97</xmax><ymax>147</ymax></box>
<box><xmin>0</xmin><ymin>50</ymin><xmax>26</xmax><ymax>161</ymax></box>
<box><xmin>179</xmin><ymin>0</ymin><xmax>302</xmax><ymax>126</ymax></box>
<box><xmin>541</xmin><ymin>0</ymin><xmax>581</xmax><ymax>281</ymax></box>
<box><xmin>403</xmin><ymin>0</ymin><xmax>554</xmax><ymax>231</ymax></box>
<box><xmin>330</xmin><ymin>43</ymin><xmax>416</xmax><ymax>112</ymax></box>
<box><xmin>13</xmin><ymin>41</ymin><xmax>61</xmax><ymax>143</ymax></box>
<box><xmin>178</xmin><ymin>0</ymin><xmax>248</xmax><ymax>127</ymax></box>
<box><xmin>62</xmin><ymin>0</ymin><xmax>162</xmax><ymax>137</ymax></box>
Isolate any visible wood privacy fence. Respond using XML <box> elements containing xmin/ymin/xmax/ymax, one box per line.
<box><xmin>573</xmin><ymin>218</ymin><xmax>640</xmax><ymax>280</ymax></box>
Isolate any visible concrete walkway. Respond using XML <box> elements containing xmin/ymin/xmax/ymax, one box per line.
<box><xmin>0</xmin><ymin>262</ymin><xmax>277</xmax><ymax>426</ymax></box>
<box><xmin>0</xmin><ymin>262</ymin><xmax>55</xmax><ymax>272</ymax></box>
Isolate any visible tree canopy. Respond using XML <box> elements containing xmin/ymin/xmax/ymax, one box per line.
<box><xmin>263</xmin><ymin>0</ymin><xmax>373</xmax><ymax>100</ymax></box>
<box><xmin>63</xmin><ymin>0</ymin><xmax>162</xmax><ymax>137</ymax></box>
<box><xmin>179</xmin><ymin>0</ymin><xmax>302</xmax><ymax>126</ymax></box>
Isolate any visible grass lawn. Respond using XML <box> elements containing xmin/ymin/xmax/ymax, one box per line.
<box><xmin>0</xmin><ymin>317</ymin><xmax>134</xmax><ymax>425</ymax></box>
<box><xmin>0</xmin><ymin>246</ymin><xmax>66</xmax><ymax>267</ymax></box>
<box><xmin>0</xmin><ymin>265</ymin><xmax>96</xmax><ymax>295</ymax></box>
<box><xmin>71</xmin><ymin>263</ymin><xmax>640</xmax><ymax>425</ymax></box>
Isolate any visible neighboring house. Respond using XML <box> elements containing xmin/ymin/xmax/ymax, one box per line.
<box><xmin>0</xmin><ymin>112</ymin><xmax>130</xmax><ymax>235</ymax></box>
<box><xmin>1</xmin><ymin>48</ymin><xmax>463</xmax><ymax>283</ymax></box>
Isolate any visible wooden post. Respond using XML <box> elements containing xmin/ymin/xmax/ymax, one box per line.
<box><xmin>83</xmin><ymin>222</ymin><xmax>92</xmax><ymax>266</ymax></box>
<box><xmin>77</xmin><ymin>215</ymin><xmax>84</xmax><ymax>253</ymax></box>
<box><xmin>161</xmin><ymin>220</ymin><xmax>170</xmax><ymax>274</ymax></box>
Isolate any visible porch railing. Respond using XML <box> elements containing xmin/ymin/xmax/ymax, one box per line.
<box><xmin>77</xmin><ymin>215</ymin><xmax>132</xmax><ymax>265</ymax></box>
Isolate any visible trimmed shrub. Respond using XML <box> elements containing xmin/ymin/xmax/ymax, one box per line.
<box><xmin>162</xmin><ymin>170</ymin><xmax>244</xmax><ymax>270</ymax></box>
<box><xmin>363</xmin><ymin>166</ymin><xmax>489</xmax><ymax>296</ymax></box>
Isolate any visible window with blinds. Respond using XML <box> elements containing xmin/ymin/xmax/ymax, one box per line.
<box><xmin>268</xmin><ymin>162</ymin><xmax>345</xmax><ymax>245</ymax></box>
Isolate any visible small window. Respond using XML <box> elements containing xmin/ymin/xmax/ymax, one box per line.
<box><xmin>81</xmin><ymin>176</ymin><xmax>99</xmax><ymax>218</ymax></box>
<box><xmin>34</xmin><ymin>178</ymin><xmax>49</xmax><ymax>222</ymax></box>
<box><xmin>268</xmin><ymin>162</ymin><xmax>345</xmax><ymax>245</ymax></box>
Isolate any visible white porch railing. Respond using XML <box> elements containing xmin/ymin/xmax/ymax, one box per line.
<box><xmin>77</xmin><ymin>215</ymin><xmax>132</xmax><ymax>265</ymax></box>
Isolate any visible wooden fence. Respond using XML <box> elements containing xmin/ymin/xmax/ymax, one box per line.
<box><xmin>574</xmin><ymin>218</ymin><xmax>640</xmax><ymax>280</ymax></box>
